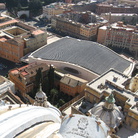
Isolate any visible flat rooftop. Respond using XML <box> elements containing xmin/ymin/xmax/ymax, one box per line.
<box><xmin>88</xmin><ymin>69</ymin><xmax>128</xmax><ymax>94</ymax></box>
<box><xmin>30</xmin><ymin>37</ymin><xmax>133</xmax><ymax>75</ymax></box>
<box><xmin>87</xmin><ymin>69</ymin><xmax>138</xmax><ymax>113</ymax></box>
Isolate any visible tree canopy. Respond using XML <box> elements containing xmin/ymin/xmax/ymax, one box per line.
<box><xmin>0</xmin><ymin>0</ymin><xmax>62</xmax><ymax>16</ymax></box>
<box><xmin>29</xmin><ymin>0</ymin><xmax>42</xmax><ymax>16</ymax></box>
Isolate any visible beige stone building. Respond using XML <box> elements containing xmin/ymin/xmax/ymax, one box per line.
<box><xmin>101</xmin><ymin>13</ymin><xmax>138</xmax><ymax>24</ymax></box>
<box><xmin>107</xmin><ymin>0</ymin><xmax>138</xmax><ymax>5</ymax></box>
<box><xmin>97</xmin><ymin>22</ymin><xmax>138</xmax><ymax>58</ymax></box>
<box><xmin>129</xmin><ymin>74</ymin><xmax>138</xmax><ymax>92</ymax></box>
<box><xmin>96</xmin><ymin>3</ymin><xmax>138</xmax><ymax>15</ymax></box>
<box><xmin>24</xmin><ymin>29</ymin><xmax>47</xmax><ymax>54</ymax></box>
<box><xmin>80</xmin><ymin>24</ymin><xmax>99</xmax><ymax>40</ymax></box>
<box><xmin>71</xmin><ymin>69</ymin><xmax>138</xmax><ymax>130</ymax></box>
<box><xmin>43</xmin><ymin>2</ymin><xmax>72</xmax><ymax>20</ymax></box>
<box><xmin>0</xmin><ymin>16</ymin><xmax>47</xmax><ymax>63</ymax></box>
<box><xmin>43</xmin><ymin>5</ymin><xmax>64</xmax><ymax>20</ymax></box>
<box><xmin>86</xmin><ymin>69</ymin><xmax>138</xmax><ymax>130</ymax></box>
<box><xmin>60</xmin><ymin>74</ymin><xmax>88</xmax><ymax>97</ymax></box>
<box><xmin>0</xmin><ymin>35</ymin><xmax>24</xmax><ymax>63</ymax></box>
<box><xmin>51</xmin><ymin>11</ymin><xmax>108</xmax><ymax>40</ymax></box>
<box><xmin>52</xmin><ymin>17</ymin><xmax>81</xmax><ymax>39</ymax></box>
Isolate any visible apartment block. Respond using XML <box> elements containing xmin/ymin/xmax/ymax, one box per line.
<box><xmin>101</xmin><ymin>13</ymin><xmax>138</xmax><ymax>24</ymax></box>
<box><xmin>8</xmin><ymin>62</ymin><xmax>49</xmax><ymax>96</ymax></box>
<box><xmin>97</xmin><ymin>21</ymin><xmax>138</xmax><ymax>57</ymax></box>
<box><xmin>43</xmin><ymin>2</ymin><xmax>72</xmax><ymax>20</ymax></box>
<box><xmin>24</xmin><ymin>29</ymin><xmax>47</xmax><ymax>54</ymax></box>
<box><xmin>72</xmin><ymin>1</ymin><xmax>97</xmax><ymax>13</ymax></box>
<box><xmin>0</xmin><ymin>16</ymin><xmax>47</xmax><ymax>63</ymax></box>
<box><xmin>51</xmin><ymin>11</ymin><xmax>108</xmax><ymax>41</ymax></box>
<box><xmin>60</xmin><ymin>74</ymin><xmax>88</xmax><ymax>97</ymax></box>
<box><xmin>0</xmin><ymin>36</ymin><xmax>24</xmax><ymax>63</ymax></box>
<box><xmin>96</xmin><ymin>3</ymin><xmax>138</xmax><ymax>15</ymax></box>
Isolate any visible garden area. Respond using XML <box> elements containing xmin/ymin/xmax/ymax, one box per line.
<box><xmin>28</xmin><ymin>65</ymin><xmax>73</xmax><ymax>108</ymax></box>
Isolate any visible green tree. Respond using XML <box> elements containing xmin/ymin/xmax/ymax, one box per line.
<box><xmin>42</xmin><ymin>76</ymin><xmax>50</xmax><ymax>97</ymax></box>
<box><xmin>59</xmin><ymin>99</ymin><xmax>65</xmax><ymax>106</ymax></box>
<box><xmin>29</xmin><ymin>0</ymin><xmax>42</xmax><ymax>16</ymax></box>
<box><xmin>17</xmin><ymin>2</ymin><xmax>22</xmax><ymax>11</ymax></box>
<box><xmin>50</xmin><ymin>89</ymin><xmax>58</xmax><ymax>104</ymax></box>
<box><xmin>19</xmin><ymin>0</ymin><xmax>28</xmax><ymax>7</ymax></box>
<box><xmin>35</xmin><ymin>68</ymin><xmax>42</xmax><ymax>91</ymax></box>
<box><xmin>48</xmin><ymin>65</ymin><xmax>55</xmax><ymax>91</ymax></box>
<box><xmin>5</xmin><ymin>0</ymin><xmax>18</xmax><ymax>11</ymax></box>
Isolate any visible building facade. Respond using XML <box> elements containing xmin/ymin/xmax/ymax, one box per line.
<box><xmin>96</xmin><ymin>3</ymin><xmax>138</xmax><ymax>15</ymax></box>
<box><xmin>97</xmin><ymin>22</ymin><xmax>138</xmax><ymax>58</ymax></box>
<box><xmin>0</xmin><ymin>36</ymin><xmax>24</xmax><ymax>63</ymax></box>
<box><xmin>51</xmin><ymin>11</ymin><xmax>108</xmax><ymax>41</ymax></box>
<box><xmin>129</xmin><ymin>74</ymin><xmax>138</xmax><ymax>92</ymax></box>
<box><xmin>60</xmin><ymin>74</ymin><xmax>88</xmax><ymax>97</ymax></box>
<box><xmin>8</xmin><ymin>62</ymin><xmax>49</xmax><ymax>96</ymax></box>
<box><xmin>84</xmin><ymin>69</ymin><xmax>138</xmax><ymax>130</ymax></box>
<box><xmin>43</xmin><ymin>4</ymin><xmax>64</xmax><ymax>20</ymax></box>
<box><xmin>101</xmin><ymin>13</ymin><xmax>138</xmax><ymax>24</ymax></box>
<box><xmin>24</xmin><ymin>29</ymin><xmax>47</xmax><ymax>54</ymax></box>
<box><xmin>43</xmin><ymin>2</ymin><xmax>73</xmax><ymax>20</ymax></box>
<box><xmin>0</xmin><ymin>16</ymin><xmax>47</xmax><ymax>63</ymax></box>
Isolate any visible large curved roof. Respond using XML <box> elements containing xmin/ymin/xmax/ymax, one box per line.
<box><xmin>31</xmin><ymin>37</ymin><xmax>132</xmax><ymax>75</ymax></box>
<box><xmin>59</xmin><ymin>114</ymin><xmax>109</xmax><ymax>138</ymax></box>
<box><xmin>0</xmin><ymin>104</ymin><xmax>61</xmax><ymax>137</ymax></box>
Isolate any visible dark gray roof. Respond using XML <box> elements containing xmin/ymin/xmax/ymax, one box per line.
<box><xmin>31</xmin><ymin>37</ymin><xmax>132</xmax><ymax>75</ymax></box>
<box><xmin>60</xmin><ymin>76</ymin><xmax>83</xmax><ymax>87</ymax></box>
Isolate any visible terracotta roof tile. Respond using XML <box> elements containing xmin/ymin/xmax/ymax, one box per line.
<box><xmin>32</xmin><ymin>29</ymin><xmax>44</xmax><ymax>35</ymax></box>
<box><xmin>0</xmin><ymin>19</ymin><xmax>19</xmax><ymax>27</ymax></box>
